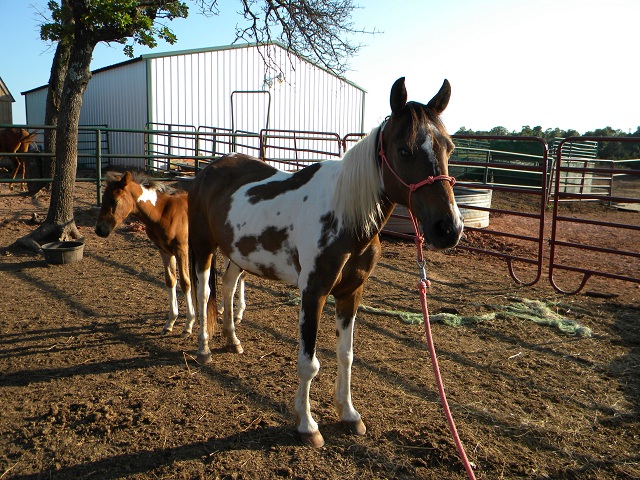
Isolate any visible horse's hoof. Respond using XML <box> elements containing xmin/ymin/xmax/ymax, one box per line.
<box><xmin>234</xmin><ymin>317</ymin><xmax>242</xmax><ymax>325</ymax></box>
<box><xmin>300</xmin><ymin>431</ymin><xmax>325</xmax><ymax>448</ymax></box>
<box><xmin>342</xmin><ymin>419</ymin><xmax>366</xmax><ymax>436</ymax></box>
<box><xmin>196</xmin><ymin>352</ymin><xmax>212</xmax><ymax>364</ymax></box>
<box><xmin>162</xmin><ymin>328</ymin><xmax>172</xmax><ymax>335</ymax></box>
<box><xmin>180</xmin><ymin>331</ymin><xmax>191</xmax><ymax>339</ymax></box>
<box><xmin>225</xmin><ymin>343</ymin><xmax>244</xmax><ymax>354</ymax></box>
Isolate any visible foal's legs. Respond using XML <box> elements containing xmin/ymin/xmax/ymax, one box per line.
<box><xmin>176</xmin><ymin>248</ymin><xmax>196</xmax><ymax>337</ymax></box>
<box><xmin>160</xmin><ymin>252</ymin><xmax>180</xmax><ymax>334</ymax></box>
<box><xmin>334</xmin><ymin>287</ymin><xmax>366</xmax><ymax>435</ymax></box>
<box><xmin>194</xmin><ymin>251</ymin><xmax>215</xmax><ymax>364</ymax></box>
<box><xmin>9</xmin><ymin>158</ymin><xmax>26</xmax><ymax>192</ymax></box>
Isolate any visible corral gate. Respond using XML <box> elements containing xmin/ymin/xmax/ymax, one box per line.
<box><xmin>385</xmin><ymin>134</ymin><xmax>639</xmax><ymax>294</ymax></box>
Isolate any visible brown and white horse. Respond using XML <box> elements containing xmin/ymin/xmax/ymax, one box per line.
<box><xmin>95</xmin><ymin>171</ymin><xmax>246</xmax><ymax>336</ymax></box>
<box><xmin>0</xmin><ymin>128</ymin><xmax>38</xmax><ymax>191</ymax></box>
<box><xmin>188</xmin><ymin>78</ymin><xmax>464</xmax><ymax>447</ymax></box>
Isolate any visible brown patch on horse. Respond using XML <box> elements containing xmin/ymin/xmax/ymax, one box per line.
<box><xmin>247</xmin><ymin>163</ymin><xmax>321</xmax><ymax>204</ymax></box>
<box><xmin>0</xmin><ymin>128</ymin><xmax>38</xmax><ymax>191</ymax></box>
<box><xmin>235</xmin><ymin>226</ymin><xmax>289</xmax><ymax>256</ymax></box>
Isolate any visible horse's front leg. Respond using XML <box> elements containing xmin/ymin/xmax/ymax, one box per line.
<box><xmin>9</xmin><ymin>158</ymin><xmax>19</xmax><ymax>191</ymax></box>
<box><xmin>295</xmin><ymin>288</ymin><xmax>326</xmax><ymax>448</ymax></box>
<box><xmin>176</xmin><ymin>248</ymin><xmax>196</xmax><ymax>337</ymax></box>
<box><xmin>334</xmin><ymin>287</ymin><xmax>366</xmax><ymax>436</ymax></box>
<box><xmin>19</xmin><ymin>159</ymin><xmax>26</xmax><ymax>192</ymax></box>
<box><xmin>220</xmin><ymin>259</ymin><xmax>243</xmax><ymax>354</ymax></box>
<box><xmin>160</xmin><ymin>252</ymin><xmax>180</xmax><ymax>334</ymax></box>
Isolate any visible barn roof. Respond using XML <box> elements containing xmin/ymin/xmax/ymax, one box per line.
<box><xmin>21</xmin><ymin>42</ymin><xmax>365</xmax><ymax>95</ymax></box>
<box><xmin>0</xmin><ymin>76</ymin><xmax>16</xmax><ymax>102</ymax></box>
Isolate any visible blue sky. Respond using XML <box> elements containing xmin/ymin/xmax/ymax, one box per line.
<box><xmin>1</xmin><ymin>0</ymin><xmax>638</xmax><ymax>134</ymax></box>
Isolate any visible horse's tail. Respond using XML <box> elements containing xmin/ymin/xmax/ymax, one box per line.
<box><xmin>207</xmin><ymin>260</ymin><xmax>217</xmax><ymax>339</ymax></box>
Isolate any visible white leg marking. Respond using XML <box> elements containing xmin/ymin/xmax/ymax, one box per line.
<box><xmin>182</xmin><ymin>285</ymin><xmax>196</xmax><ymax>335</ymax></box>
<box><xmin>295</xmin><ymin>349</ymin><xmax>320</xmax><ymax>435</ymax></box>
<box><xmin>196</xmin><ymin>267</ymin><xmax>212</xmax><ymax>360</ymax></box>
<box><xmin>235</xmin><ymin>271</ymin><xmax>246</xmax><ymax>323</ymax></box>
<box><xmin>335</xmin><ymin>315</ymin><xmax>361</xmax><ymax>424</ymax></box>
<box><xmin>161</xmin><ymin>254</ymin><xmax>178</xmax><ymax>333</ymax></box>
<box><xmin>163</xmin><ymin>284</ymin><xmax>179</xmax><ymax>332</ymax></box>
<box><xmin>221</xmin><ymin>263</ymin><xmax>242</xmax><ymax>351</ymax></box>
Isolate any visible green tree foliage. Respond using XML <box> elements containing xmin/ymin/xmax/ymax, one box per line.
<box><xmin>455</xmin><ymin>124</ymin><xmax>640</xmax><ymax>162</ymax></box>
<box><xmin>18</xmin><ymin>0</ymin><xmax>363</xmax><ymax>249</ymax></box>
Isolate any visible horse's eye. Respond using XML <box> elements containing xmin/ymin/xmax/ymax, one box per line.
<box><xmin>398</xmin><ymin>148</ymin><xmax>412</xmax><ymax>159</ymax></box>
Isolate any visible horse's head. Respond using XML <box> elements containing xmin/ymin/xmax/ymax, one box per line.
<box><xmin>380</xmin><ymin>77</ymin><xmax>463</xmax><ymax>250</ymax></box>
<box><xmin>95</xmin><ymin>171</ymin><xmax>138</xmax><ymax>238</ymax></box>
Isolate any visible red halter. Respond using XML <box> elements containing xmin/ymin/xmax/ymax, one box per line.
<box><xmin>378</xmin><ymin>127</ymin><xmax>456</xmax><ymax>242</ymax></box>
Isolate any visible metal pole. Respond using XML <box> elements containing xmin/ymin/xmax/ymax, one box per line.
<box><xmin>96</xmin><ymin>128</ymin><xmax>103</xmax><ymax>206</ymax></box>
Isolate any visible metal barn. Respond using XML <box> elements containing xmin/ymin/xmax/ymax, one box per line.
<box><xmin>22</xmin><ymin>42</ymin><xmax>366</xmax><ymax>170</ymax></box>
<box><xmin>0</xmin><ymin>76</ymin><xmax>15</xmax><ymax>124</ymax></box>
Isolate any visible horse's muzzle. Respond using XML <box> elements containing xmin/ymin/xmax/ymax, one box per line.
<box><xmin>421</xmin><ymin>211</ymin><xmax>464</xmax><ymax>250</ymax></box>
<box><xmin>94</xmin><ymin>222</ymin><xmax>113</xmax><ymax>238</ymax></box>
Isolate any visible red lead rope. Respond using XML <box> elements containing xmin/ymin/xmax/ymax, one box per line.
<box><xmin>379</xmin><ymin>131</ymin><xmax>477</xmax><ymax>480</ymax></box>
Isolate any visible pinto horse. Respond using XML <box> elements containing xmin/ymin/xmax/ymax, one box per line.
<box><xmin>0</xmin><ymin>128</ymin><xmax>38</xmax><ymax>191</ymax></box>
<box><xmin>95</xmin><ymin>171</ymin><xmax>246</xmax><ymax>336</ymax></box>
<box><xmin>188</xmin><ymin>78</ymin><xmax>464</xmax><ymax>447</ymax></box>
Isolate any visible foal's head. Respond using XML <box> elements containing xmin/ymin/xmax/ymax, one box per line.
<box><xmin>95</xmin><ymin>171</ymin><xmax>142</xmax><ymax>238</ymax></box>
<box><xmin>381</xmin><ymin>78</ymin><xmax>463</xmax><ymax>250</ymax></box>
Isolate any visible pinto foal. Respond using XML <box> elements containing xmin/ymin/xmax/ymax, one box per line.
<box><xmin>95</xmin><ymin>171</ymin><xmax>246</xmax><ymax>336</ymax></box>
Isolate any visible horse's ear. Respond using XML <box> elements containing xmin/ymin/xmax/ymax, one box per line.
<box><xmin>426</xmin><ymin>79</ymin><xmax>451</xmax><ymax>115</ymax></box>
<box><xmin>390</xmin><ymin>77</ymin><xmax>407</xmax><ymax>114</ymax></box>
<box><xmin>122</xmin><ymin>171</ymin><xmax>133</xmax><ymax>184</ymax></box>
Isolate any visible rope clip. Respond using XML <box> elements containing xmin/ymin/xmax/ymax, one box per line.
<box><xmin>416</xmin><ymin>259</ymin><xmax>428</xmax><ymax>284</ymax></box>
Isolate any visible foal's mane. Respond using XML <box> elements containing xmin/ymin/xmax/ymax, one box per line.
<box><xmin>104</xmin><ymin>170</ymin><xmax>178</xmax><ymax>194</ymax></box>
<box><xmin>332</xmin><ymin>128</ymin><xmax>384</xmax><ymax>239</ymax></box>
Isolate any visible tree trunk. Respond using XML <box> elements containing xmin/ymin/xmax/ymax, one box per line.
<box><xmin>16</xmin><ymin>41</ymin><xmax>95</xmax><ymax>250</ymax></box>
<box><xmin>27</xmin><ymin>40</ymin><xmax>71</xmax><ymax>195</ymax></box>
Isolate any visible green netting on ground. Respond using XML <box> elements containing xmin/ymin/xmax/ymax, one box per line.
<box><xmin>283</xmin><ymin>293</ymin><xmax>592</xmax><ymax>337</ymax></box>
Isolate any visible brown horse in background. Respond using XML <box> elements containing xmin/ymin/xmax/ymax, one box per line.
<box><xmin>0</xmin><ymin>128</ymin><xmax>38</xmax><ymax>191</ymax></box>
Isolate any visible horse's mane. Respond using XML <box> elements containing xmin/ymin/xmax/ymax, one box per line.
<box><xmin>104</xmin><ymin>170</ymin><xmax>178</xmax><ymax>194</ymax></box>
<box><xmin>332</xmin><ymin>128</ymin><xmax>384</xmax><ymax>238</ymax></box>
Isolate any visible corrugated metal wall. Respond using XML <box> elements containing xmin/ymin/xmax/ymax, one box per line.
<box><xmin>24</xmin><ymin>88</ymin><xmax>47</xmax><ymax>125</ymax></box>
<box><xmin>23</xmin><ymin>43</ymin><xmax>366</xmax><ymax>171</ymax></box>
<box><xmin>148</xmin><ymin>43</ymin><xmax>365</xmax><ymax>137</ymax></box>
<box><xmin>79</xmin><ymin>60</ymin><xmax>148</xmax><ymax>168</ymax></box>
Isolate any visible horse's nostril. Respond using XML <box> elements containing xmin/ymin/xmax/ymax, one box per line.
<box><xmin>95</xmin><ymin>223</ymin><xmax>111</xmax><ymax>238</ymax></box>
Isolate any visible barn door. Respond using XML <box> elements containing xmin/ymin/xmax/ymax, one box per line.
<box><xmin>230</xmin><ymin>90</ymin><xmax>271</xmax><ymax>156</ymax></box>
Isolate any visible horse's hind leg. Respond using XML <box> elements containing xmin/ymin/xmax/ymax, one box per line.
<box><xmin>160</xmin><ymin>252</ymin><xmax>180</xmax><ymax>334</ymax></box>
<box><xmin>334</xmin><ymin>287</ymin><xmax>366</xmax><ymax>436</ymax></box>
<box><xmin>220</xmin><ymin>257</ymin><xmax>246</xmax><ymax>324</ymax></box>
<box><xmin>235</xmin><ymin>270</ymin><xmax>247</xmax><ymax>324</ymax></box>
<box><xmin>220</xmin><ymin>258</ymin><xmax>244</xmax><ymax>353</ymax></box>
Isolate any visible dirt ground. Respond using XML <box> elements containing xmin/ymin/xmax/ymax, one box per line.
<box><xmin>0</xmin><ymin>178</ymin><xmax>638</xmax><ymax>480</ymax></box>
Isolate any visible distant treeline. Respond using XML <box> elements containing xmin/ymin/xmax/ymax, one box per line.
<box><xmin>454</xmin><ymin>125</ymin><xmax>640</xmax><ymax>161</ymax></box>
